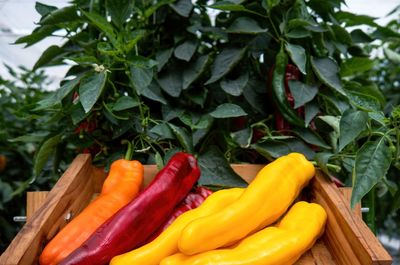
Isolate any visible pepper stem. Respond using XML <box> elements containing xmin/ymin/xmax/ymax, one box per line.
<box><xmin>122</xmin><ymin>140</ymin><xmax>133</xmax><ymax>160</ymax></box>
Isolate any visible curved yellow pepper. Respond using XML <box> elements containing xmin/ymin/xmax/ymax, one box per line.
<box><xmin>161</xmin><ymin>201</ymin><xmax>327</xmax><ymax>265</ymax></box>
<box><xmin>178</xmin><ymin>152</ymin><xmax>315</xmax><ymax>255</ymax></box>
<box><xmin>109</xmin><ymin>188</ymin><xmax>244</xmax><ymax>265</ymax></box>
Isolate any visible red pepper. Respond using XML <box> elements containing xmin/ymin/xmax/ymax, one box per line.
<box><xmin>145</xmin><ymin>186</ymin><xmax>213</xmax><ymax>243</ymax></box>
<box><xmin>60</xmin><ymin>152</ymin><xmax>201</xmax><ymax>265</ymax></box>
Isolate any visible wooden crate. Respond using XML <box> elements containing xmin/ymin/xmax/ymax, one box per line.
<box><xmin>0</xmin><ymin>154</ymin><xmax>392</xmax><ymax>265</ymax></box>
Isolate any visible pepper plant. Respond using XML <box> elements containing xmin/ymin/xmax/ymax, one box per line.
<box><xmin>0</xmin><ymin>66</ymin><xmax>65</xmax><ymax>251</ymax></box>
<box><xmin>14</xmin><ymin>0</ymin><xmax>400</xmax><ymax>236</ymax></box>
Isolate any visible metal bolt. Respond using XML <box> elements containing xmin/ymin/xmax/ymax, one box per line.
<box><xmin>13</xmin><ymin>216</ymin><xmax>27</xmax><ymax>222</ymax></box>
<box><xmin>64</xmin><ymin>211</ymin><xmax>73</xmax><ymax>222</ymax></box>
<box><xmin>361</xmin><ymin>207</ymin><xmax>370</xmax><ymax>213</ymax></box>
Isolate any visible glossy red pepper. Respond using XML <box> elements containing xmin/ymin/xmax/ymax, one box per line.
<box><xmin>146</xmin><ymin>186</ymin><xmax>213</xmax><ymax>243</ymax></box>
<box><xmin>60</xmin><ymin>152</ymin><xmax>201</xmax><ymax>265</ymax></box>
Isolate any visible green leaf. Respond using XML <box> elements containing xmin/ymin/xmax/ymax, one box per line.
<box><xmin>338</xmin><ymin>109</ymin><xmax>369</xmax><ymax>152</ymax></box>
<box><xmin>97</xmin><ymin>42</ymin><xmax>119</xmax><ymax>56</ymax></box>
<box><xmin>168</xmin><ymin>124</ymin><xmax>194</xmax><ymax>153</ymax></box>
<box><xmin>346</xmin><ymin>90</ymin><xmax>381</xmax><ymax>112</ymax></box>
<box><xmin>288</xmin><ymin>80</ymin><xmax>318</xmax><ymax>108</ymax></box>
<box><xmin>285</xmin><ymin>43</ymin><xmax>307</xmax><ymax>74</ymax></box>
<box><xmin>205</xmin><ymin>47</ymin><xmax>246</xmax><ymax>85</ymax></box>
<box><xmin>350</xmin><ymin>29</ymin><xmax>374</xmax><ymax>43</ymax></box>
<box><xmin>252</xmin><ymin>138</ymin><xmax>315</xmax><ymax>160</ymax></box>
<box><xmin>369</xmin><ymin>111</ymin><xmax>386</xmax><ymax>126</ymax></box>
<box><xmin>33</xmin><ymin>45</ymin><xmax>64</xmax><ymax>70</ymax></box>
<box><xmin>311</xmin><ymin>57</ymin><xmax>345</xmax><ymax>96</ymax></box>
<box><xmin>198</xmin><ymin>146</ymin><xmax>248</xmax><ymax>187</ymax></box>
<box><xmin>40</xmin><ymin>6</ymin><xmax>79</xmax><ymax>25</ymax></box>
<box><xmin>208</xmin><ymin>0</ymin><xmax>264</xmax><ymax>17</ymax></box>
<box><xmin>227</xmin><ymin>17</ymin><xmax>267</xmax><ymax>34</ymax></box>
<box><xmin>174</xmin><ymin>40</ymin><xmax>198</xmax><ymax>62</ymax></box>
<box><xmin>314</xmin><ymin>152</ymin><xmax>333</xmax><ymax>178</ymax></box>
<box><xmin>371</xmin><ymin>26</ymin><xmax>400</xmax><ymax>40</ymax></box>
<box><xmin>106</xmin><ymin>0</ymin><xmax>132</xmax><ymax>27</ymax></box>
<box><xmin>340</xmin><ymin>57</ymin><xmax>375</xmax><ymax>77</ymax></box>
<box><xmin>66</xmin><ymin>56</ymin><xmax>98</xmax><ymax>65</ymax></box>
<box><xmin>331</xmin><ymin>25</ymin><xmax>352</xmax><ymax>45</ymax></box>
<box><xmin>318</xmin><ymin>115</ymin><xmax>340</xmax><ymax>134</ymax></box>
<box><xmin>130</xmin><ymin>66</ymin><xmax>153</xmax><ymax>93</ymax></box>
<box><xmin>34</xmin><ymin>134</ymin><xmax>62</xmax><ymax>177</ymax></box>
<box><xmin>170</xmin><ymin>0</ymin><xmax>193</xmax><ymax>17</ymax></box>
<box><xmin>124</xmin><ymin>30</ymin><xmax>146</xmax><ymax>53</ymax></box>
<box><xmin>345</xmin><ymin>81</ymin><xmax>385</xmax><ymax>108</ymax></box>
<box><xmin>243</xmin><ymin>78</ymin><xmax>267</xmax><ymax>114</ymax></box>
<box><xmin>81</xmin><ymin>10</ymin><xmax>117</xmax><ymax>44</ymax></box>
<box><xmin>335</xmin><ymin>11</ymin><xmax>378</xmax><ymax>27</ymax></box>
<box><xmin>265</xmin><ymin>0</ymin><xmax>281</xmax><ymax>11</ymax></box>
<box><xmin>183</xmin><ymin>55</ymin><xmax>210</xmax><ymax>90</ymax></box>
<box><xmin>351</xmin><ymin>137</ymin><xmax>392</xmax><ymax>208</ymax></box>
<box><xmin>145</xmin><ymin>0</ymin><xmax>175</xmax><ymax>18</ymax></box>
<box><xmin>79</xmin><ymin>72</ymin><xmax>107</xmax><ymax>113</ymax></box>
<box><xmin>158</xmin><ymin>68</ymin><xmax>183</xmax><ymax>97</ymax></box>
<box><xmin>304</xmin><ymin>102</ymin><xmax>319</xmax><ymax>126</ymax></box>
<box><xmin>384</xmin><ymin>47</ymin><xmax>400</xmax><ymax>63</ymax></box>
<box><xmin>156</xmin><ymin>48</ymin><xmax>174</xmax><ymax>72</ymax></box>
<box><xmin>150</xmin><ymin>122</ymin><xmax>175</xmax><ymax>139</ymax></box>
<box><xmin>71</xmin><ymin>103</ymin><xmax>88</xmax><ymax>125</ymax></box>
<box><xmin>141</xmin><ymin>81</ymin><xmax>167</xmax><ymax>104</ymax></box>
<box><xmin>35</xmin><ymin>74</ymin><xmax>85</xmax><ymax>110</ymax></box>
<box><xmin>231</xmin><ymin>128</ymin><xmax>252</xmax><ymax>148</ymax></box>
<box><xmin>130</xmin><ymin>56</ymin><xmax>158</xmax><ymax>69</ymax></box>
<box><xmin>35</xmin><ymin>2</ymin><xmax>57</xmax><ymax>17</ymax></box>
<box><xmin>292</xmin><ymin>128</ymin><xmax>331</xmax><ymax>149</ymax></box>
<box><xmin>209</xmin><ymin>103</ymin><xmax>247</xmax><ymax>118</ymax></box>
<box><xmin>9</xmin><ymin>133</ymin><xmax>48</xmax><ymax>143</ymax></box>
<box><xmin>112</xmin><ymin>96</ymin><xmax>139</xmax><ymax>111</ymax></box>
<box><xmin>14</xmin><ymin>25</ymin><xmax>58</xmax><ymax>47</ymax></box>
<box><xmin>220</xmin><ymin>72</ymin><xmax>248</xmax><ymax>96</ymax></box>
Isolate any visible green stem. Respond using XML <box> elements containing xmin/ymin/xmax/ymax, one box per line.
<box><xmin>395</xmin><ymin>129</ymin><xmax>400</xmax><ymax>163</ymax></box>
<box><xmin>122</xmin><ymin>140</ymin><xmax>133</xmax><ymax>160</ymax></box>
<box><xmin>311</xmin><ymin>161</ymin><xmax>341</xmax><ymax>172</ymax></box>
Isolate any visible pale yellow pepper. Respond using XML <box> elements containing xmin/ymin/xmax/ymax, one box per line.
<box><xmin>109</xmin><ymin>188</ymin><xmax>244</xmax><ymax>265</ymax></box>
<box><xmin>161</xmin><ymin>201</ymin><xmax>327</xmax><ymax>265</ymax></box>
<box><xmin>178</xmin><ymin>152</ymin><xmax>315</xmax><ymax>255</ymax></box>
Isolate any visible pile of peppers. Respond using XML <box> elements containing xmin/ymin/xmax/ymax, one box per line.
<box><xmin>40</xmin><ymin>151</ymin><xmax>327</xmax><ymax>265</ymax></box>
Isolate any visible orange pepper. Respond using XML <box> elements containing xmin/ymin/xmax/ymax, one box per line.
<box><xmin>39</xmin><ymin>158</ymin><xmax>144</xmax><ymax>265</ymax></box>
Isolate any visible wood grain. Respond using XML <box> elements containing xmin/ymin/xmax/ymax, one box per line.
<box><xmin>26</xmin><ymin>192</ymin><xmax>49</xmax><ymax>222</ymax></box>
<box><xmin>339</xmin><ymin>187</ymin><xmax>362</xmax><ymax>218</ymax></box>
<box><xmin>0</xmin><ymin>154</ymin><xmax>101</xmax><ymax>265</ymax></box>
<box><xmin>312</xmin><ymin>171</ymin><xmax>392</xmax><ymax>265</ymax></box>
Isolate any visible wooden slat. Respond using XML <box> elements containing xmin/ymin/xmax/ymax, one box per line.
<box><xmin>310</xmin><ymin>240</ymin><xmax>336</xmax><ymax>265</ymax></box>
<box><xmin>0</xmin><ymin>154</ymin><xmax>104</xmax><ymax>265</ymax></box>
<box><xmin>312</xmin><ymin>171</ymin><xmax>392</xmax><ymax>265</ymax></box>
<box><xmin>339</xmin><ymin>187</ymin><xmax>362</xmax><ymax>218</ymax></box>
<box><xmin>295</xmin><ymin>251</ymin><xmax>316</xmax><ymax>265</ymax></box>
<box><xmin>26</xmin><ymin>192</ymin><xmax>49</xmax><ymax>222</ymax></box>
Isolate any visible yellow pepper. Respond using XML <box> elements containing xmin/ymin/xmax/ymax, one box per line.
<box><xmin>161</xmin><ymin>201</ymin><xmax>327</xmax><ymax>265</ymax></box>
<box><xmin>178</xmin><ymin>152</ymin><xmax>315</xmax><ymax>255</ymax></box>
<box><xmin>109</xmin><ymin>188</ymin><xmax>244</xmax><ymax>265</ymax></box>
